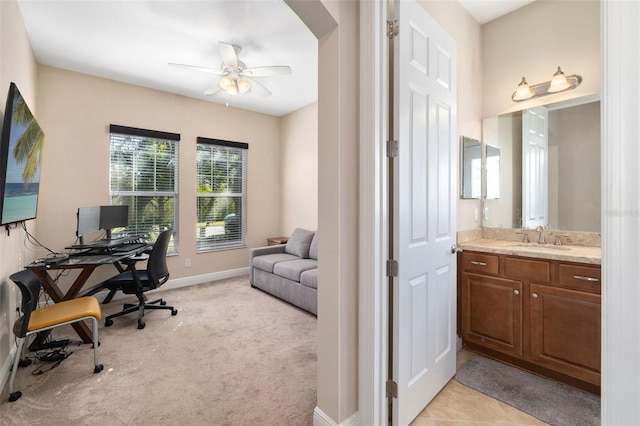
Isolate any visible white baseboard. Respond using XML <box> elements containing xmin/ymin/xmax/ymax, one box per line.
<box><xmin>162</xmin><ymin>267</ymin><xmax>250</xmax><ymax>291</ymax></box>
<box><xmin>94</xmin><ymin>267</ymin><xmax>250</xmax><ymax>303</ymax></box>
<box><xmin>313</xmin><ymin>407</ymin><xmax>359</xmax><ymax>426</ymax></box>
<box><xmin>0</xmin><ymin>344</ymin><xmax>19</xmax><ymax>397</ymax></box>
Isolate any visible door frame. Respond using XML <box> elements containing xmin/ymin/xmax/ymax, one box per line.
<box><xmin>358</xmin><ymin>0</ymin><xmax>389</xmax><ymax>424</ymax></box>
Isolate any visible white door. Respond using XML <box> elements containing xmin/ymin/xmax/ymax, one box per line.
<box><xmin>393</xmin><ymin>1</ymin><xmax>457</xmax><ymax>424</ymax></box>
<box><xmin>522</xmin><ymin>106</ymin><xmax>549</xmax><ymax>229</ymax></box>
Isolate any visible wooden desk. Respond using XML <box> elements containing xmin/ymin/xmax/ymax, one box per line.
<box><xmin>27</xmin><ymin>249</ymin><xmax>147</xmax><ymax>343</ymax></box>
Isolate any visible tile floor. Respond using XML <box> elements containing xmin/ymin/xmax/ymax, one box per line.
<box><xmin>410</xmin><ymin>350</ymin><xmax>548</xmax><ymax>425</ymax></box>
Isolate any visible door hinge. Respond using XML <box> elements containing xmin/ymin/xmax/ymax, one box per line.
<box><xmin>386</xmin><ymin>20</ymin><xmax>399</xmax><ymax>39</ymax></box>
<box><xmin>387</xmin><ymin>259</ymin><xmax>398</xmax><ymax>277</ymax></box>
<box><xmin>387</xmin><ymin>140</ymin><xmax>398</xmax><ymax>158</ymax></box>
<box><xmin>386</xmin><ymin>379</ymin><xmax>398</xmax><ymax>398</ymax></box>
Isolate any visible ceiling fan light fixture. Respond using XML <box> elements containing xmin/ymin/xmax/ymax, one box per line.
<box><xmin>237</xmin><ymin>78</ymin><xmax>251</xmax><ymax>93</ymax></box>
<box><xmin>219</xmin><ymin>76</ymin><xmax>234</xmax><ymax>91</ymax></box>
<box><xmin>171</xmin><ymin>41</ymin><xmax>289</xmax><ymax>98</ymax></box>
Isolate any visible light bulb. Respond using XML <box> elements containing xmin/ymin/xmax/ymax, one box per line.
<box><xmin>513</xmin><ymin>77</ymin><xmax>533</xmax><ymax>101</ymax></box>
<box><xmin>219</xmin><ymin>76</ymin><xmax>233</xmax><ymax>91</ymax></box>
<box><xmin>548</xmin><ymin>66</ymin><xmax>570</xmax><ymax>93</ymax></box>
<box><xmin>237</xmin><ymin>78</ymin><xmax>251</xmax><ymax>93</ymax></box>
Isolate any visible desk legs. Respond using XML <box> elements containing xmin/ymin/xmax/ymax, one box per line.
<box><xmin>32</xmin><ymin>267</ymin><xmax>99</xmax><ymax>344</ymax></box>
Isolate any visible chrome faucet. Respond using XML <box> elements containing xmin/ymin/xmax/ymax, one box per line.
<box><xmin>536</xmin><ymin>225</ymin><xmax>546</xmax><ymax>244</ymax></box>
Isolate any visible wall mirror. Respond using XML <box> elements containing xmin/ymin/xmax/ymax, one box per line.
<box><xmin>460</xmin><ymin>136</ymin><xmax>481</xmax><ymax>199</ymax></box>
<box><xmin>482</xmin><ymin>95</ymin><xmax>601</xmax><ymax>232</ymax></box>
<box><xmin>485</xmin><ymin>144</ymin><xmax>500</xmax><ymax>200</ymax></box>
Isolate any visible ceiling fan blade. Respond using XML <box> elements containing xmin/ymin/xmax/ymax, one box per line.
<box><xmin>168</xmin><ymin>63</ymin><xmax>227</xmax><ymax>75</ymax></box>
<box><xmin>218</xmin><ymin>42</ymin><xmax>239</xmax><ymax>70</ymax></box>
<box><xmin>246</xmin><ymin>78</ymin><xmax>272</xmax><ymax>97</ymax></box>
<box><xmin>204</xmin><ymin>81</ymin><xmax>223</xmax><ymax>95</ymax></box>
<box><xmin>242</xmin><ymin>65</ymin><xmax>292</xmax><ymax>77</ymax></box>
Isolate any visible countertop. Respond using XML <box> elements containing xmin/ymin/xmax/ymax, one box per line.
<box><xmin>458</xmin><ymin>238</ymin><xmax>601</xmax><ymax>265</ymax></box>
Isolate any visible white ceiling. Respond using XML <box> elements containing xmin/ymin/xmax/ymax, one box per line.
<box><xmin>16</xmin><ymin>1</ymin><xmax>533</xmax><ymax>117</ymax></box>
<box><xmin>17</xmin><ymin>0</ymin><xmax>318</xmax><ymax>117</ymax></box>
<box><xmin>458</xmin><ymin>0</ymin><xmax>536</xmax><ymax>25</ymax></box>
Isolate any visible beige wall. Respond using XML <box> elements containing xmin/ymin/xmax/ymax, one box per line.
<box><xmin>280</xmin><ymin>101</ymin><xmax>318</xmax><ymax>234</ymax></box>
<box><xmin>35</xmin><ymin>66</ymin><xmax>283</xmax><ymax>289</ymax></box>
<box><xmin>0</xmin><ymin>0</ymin><xmax>39</xmax><ymax>387</ymax></box>
<box><xmin>318</xmin><ymin>3</ymin><xmax>358</xmax><ymax>423</ymax></box>
<box><xmin>483</xmin><ymin>0</ymin><xmax>600</xmax><ymax>117</ymax></box>
<box><xmin>420</xmin><ymin>0</ymin><xmax>484</xmax><ymax>232</ymax></box>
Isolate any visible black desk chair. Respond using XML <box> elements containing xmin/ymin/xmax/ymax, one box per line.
<box><xmin>103</xmin><ymin>229</ymin><xmax>177</xmax><ymax>329</ymax></box>
<box><xmin>7</xmin><ymin>270</ymin><xmax>104</xmax><ymax>402</ymax></box>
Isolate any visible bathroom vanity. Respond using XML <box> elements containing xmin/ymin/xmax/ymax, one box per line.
<box><xmin>457</xmin><ymin>237</ymin><xmax>601</xmax><ymax>394</ymax></box>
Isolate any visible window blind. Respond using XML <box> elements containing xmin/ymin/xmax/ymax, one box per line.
<box><xmin>196</xmin><ymin>137</ymin><xmax>248</xmax><ymax>252</ymax></box>
<box><xmin>109</xmin><ymin>126</ymin><xmax>179</xmax><ymax>250</ymax></box>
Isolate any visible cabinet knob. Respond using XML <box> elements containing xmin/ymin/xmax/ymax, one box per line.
<box><xmin>513</xmin><ymin>289</ymin><xmax>520</xmax><ymax>295</ymax></box>
<box><xmin>532</xmin><ymin>293</ymin><xmax>538</xmax><ymax>299</ymax></box>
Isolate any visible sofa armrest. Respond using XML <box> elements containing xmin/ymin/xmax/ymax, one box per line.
<box><xmin>249</xmin><ymin>244</ymin><xmax>287</xmax><ymax>285</ymax></box>
<box><xmin>250</xmin><ymin>244</ymin><xmax>287</xmax><ymax>259</ymax></box>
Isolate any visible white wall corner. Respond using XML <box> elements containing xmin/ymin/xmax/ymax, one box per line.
<box><xmin>314</xmin><ymin>407</ymin><xmax>360</xmax><ymax>426</ymax></box>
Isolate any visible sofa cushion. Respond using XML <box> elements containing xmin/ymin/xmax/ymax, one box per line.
<box><xmin>300</xmin><ymin>269</ymin><xmax>318</xmax><ymax>290</ymax></box>
<box><xmin>285</xmin><ymin>228</ymin><xmax>315</xmax><ymax>258</ymax></box>
<box><xmin>252</xmin><ymin>253</ymin><xmax>301</xmax><ymax>273</ymax></box>
<box><xmin>273</xmin><ymin>259</ymin><xmax>317</xmax><ymax>282</ymax></box>
<box><xmin>309</xmin><ymin>231</ymin><xmax>318</xmax><ymax>260</ymax></box>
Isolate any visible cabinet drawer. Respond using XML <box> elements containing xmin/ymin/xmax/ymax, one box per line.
<box><xmin>504</xmin><ymin>257</ymin><xmax>551</xmax><ymax>283</ymax></box>
<box><xmin>559</xmin><ymin>264</ymin><xmax>601</xmax><ymax>294</ymax></box>
<box><xmin>460</xmin><ymin>252</ymin><xmax>499</xmax><ymax>275</ymax></box>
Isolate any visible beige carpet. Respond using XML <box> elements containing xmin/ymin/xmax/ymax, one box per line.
<box><xmin>0</xmin><ymin>276</ymin><xmax>317</xmax><ymax>425</ymax></box>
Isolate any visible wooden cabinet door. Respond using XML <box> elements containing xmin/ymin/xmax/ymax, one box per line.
<box><xmin>461</xmin><ymin>273</ymin><xmax>523</xmax><ymax>357</ymax></box>
<box><xmin>530</xmin><ymin>284</ymin><xmax>601</xmax><ymax>386</ymax></box>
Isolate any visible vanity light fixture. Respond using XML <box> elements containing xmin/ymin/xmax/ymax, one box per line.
<box><xmin>511</xmin><ymin>66</ymin><xmax>582</xmax><ymax>102</ymax></box>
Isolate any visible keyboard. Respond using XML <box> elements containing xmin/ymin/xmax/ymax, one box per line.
<box><xmin>66</xmin><ymin>254</ymin><xmax>114</xmax><ymax>265</ymax></box>
<box><xmin>112</xmin><ymin>242</ymin><xmax>148</xmax><ymax>253</ymax></box>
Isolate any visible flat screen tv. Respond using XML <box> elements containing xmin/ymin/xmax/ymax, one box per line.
<box><xmin>0</xmin><ymin>82</ymin><xmax>44</xmax><ymax>226</ymax></box>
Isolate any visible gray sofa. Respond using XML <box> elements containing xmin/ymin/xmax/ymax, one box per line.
<box><xmin>249</xmin><ymin>228</ymin><xmax>317</xmax><ymax>315</ymax></box>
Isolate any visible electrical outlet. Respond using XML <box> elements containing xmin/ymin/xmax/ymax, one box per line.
<box><xmin>185</xmin><ymin>258</ymin><xmax>191</xmax><ymax>268</ymax></box>
<box><xmin>474</xmin><ymin>207</ymin><xmax>479</xmax><ymax>222</ymax></box>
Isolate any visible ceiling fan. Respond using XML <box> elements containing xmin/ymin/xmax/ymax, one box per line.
<box><xmin>169</xmin><ymin>41</ymin><xmax>292</xmax><ymax>97</ymax></box>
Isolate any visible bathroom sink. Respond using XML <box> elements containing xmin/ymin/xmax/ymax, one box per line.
<box><xmin>507</xmin><ymin>243</ymin><xmax>571</xmax><ymax>251</ymax></box>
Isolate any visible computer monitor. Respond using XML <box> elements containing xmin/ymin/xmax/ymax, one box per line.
<box><xmin>76</xmin><ymin>206</ymin><xmax>101</xmax><ymax>245</ymax></box>
<box><xmin>99</xmin><ymin>205</ymin><xmax>129</xmax><ymax>239</ymax></box>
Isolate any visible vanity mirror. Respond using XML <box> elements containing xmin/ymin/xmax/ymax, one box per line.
<box><xmin>482</xmin><ymin>95</ymin><xmax>601</xmax><ymax>232</ymax></box>
<box><xmin>485</xmin><ymin>145</ymin><xmax>500</xmax><ymax>200</ymax></box>
<box><xmin>460</xmin><ymin>136</ymin><xmax>481</xmax><ymax>199</ymax></box>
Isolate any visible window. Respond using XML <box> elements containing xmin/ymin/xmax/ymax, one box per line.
<box><xmin>109</xmin><ymin>125</ymin><xmax>179</xmax><ymax>250</ymax></box>
<box><xmin>196</xmin><ymin>137</ymin><xmax>248</xmax><ymax>252</ymax></box>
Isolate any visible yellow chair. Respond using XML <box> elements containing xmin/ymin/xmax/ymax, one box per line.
<box><xmin>7</xmin><ymin>269</ymin><xmax>104</xmax><ymax>402</ymax></box>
